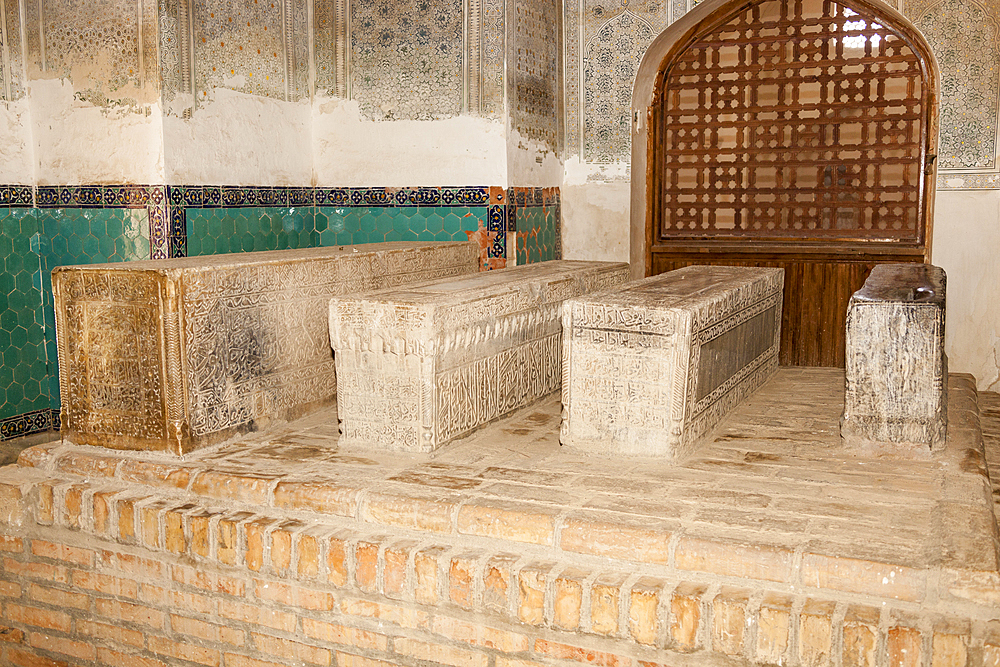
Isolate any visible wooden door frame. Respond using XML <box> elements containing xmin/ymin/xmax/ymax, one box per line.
<box><xmin>627</xmin><ymin>0</ymin><xmax>941</xmax><ymax>281</ymax></box>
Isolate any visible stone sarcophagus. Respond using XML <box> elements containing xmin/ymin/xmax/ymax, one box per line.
<box><xmin>329</xmin><ymin>260</ymin><xmax>630</xmax><ymax>452</ymax></box>
<box><xmin>53</xmin><ymin>241</ymin><xmax>479</xmax><ymax>454</ymax></box>
<box><xmin>560</xmin><ymin>265</ymin><xmax>784</xmax><ymax>460</ymax></box>
<box><xmin>841</xmin><ymin>263</ymin><xmax>948</xmax><ymax>454</ymax></box>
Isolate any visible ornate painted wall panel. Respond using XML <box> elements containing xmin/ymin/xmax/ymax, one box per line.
<box><xmin>910</xmin><ymin>0</ymin><xmax>1000</xmax><ymax>189</ymax></box>
<box><xmin>0</xmin><ymin>0</ymin><xmax>26</xmax><ymax>100</ymax></box>
<box><xmin>566</xmin><ymin>0</ymin><xmax>668</xmax><ymax>169</ymax></box>
<box><xmin>510</xmin><ymin>0</ymin><xmax>560</xmax><ymax>150</ymax></box>
<box><xmin>23</xmin><ymin>0</ymin><xmax>159</xmax><ymax>106</ymax></box>
<box><xmin>349</xmin><ymin>0</ymin><xmax>463</xmax><ymax>120</ymax></box>
<box><xmin>159</xmin><ymin>0</ymin><xmax>309</xmax><ymax>108</ymax></box>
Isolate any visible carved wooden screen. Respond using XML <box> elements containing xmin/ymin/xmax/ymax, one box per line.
<box><xmin>647</xmin><ymin>0</ymin><xmax>936</xmax><ymax>366</ymax></box>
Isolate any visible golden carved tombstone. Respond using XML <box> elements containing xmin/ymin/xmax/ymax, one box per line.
<box><xmin>53</xmin><ymin>242</ymin><xmax>479</xmax><ymax>454</ymax></box>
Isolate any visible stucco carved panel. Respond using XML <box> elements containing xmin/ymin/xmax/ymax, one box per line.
<box><xmin>561</xmin><ymin>266</ymin><xmax>783</xmax><ymax>460</ymax></box>
<box><xmin>330</xmin><ymin>260</ymin><xmax>629</xmax><ymax>453</ymax></box>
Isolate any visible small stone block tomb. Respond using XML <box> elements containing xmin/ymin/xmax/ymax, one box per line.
<box><xmin>329</xmin><ymin>259</ymin><xmax>629</xmax><ymax>452</ymax></box>
<box><xmin>841</xmin><ymin>262</ymin><xmax>948</xmax><ymax>454</ymax></box>
<box><xmin>560</xmin><ymin>265</ymin><xmax>784</xmax><ymax>460</ymax></box>
<box><xmin>52</xmin><ymin>241</ymin><xmax>479</xmax><ymax>455</ymax></box>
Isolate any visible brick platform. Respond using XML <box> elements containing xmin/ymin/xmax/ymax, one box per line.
<box><xmin>0</xmin><ymin>368</ymin><xmax>998</xmax><ymax>666</ymax></box>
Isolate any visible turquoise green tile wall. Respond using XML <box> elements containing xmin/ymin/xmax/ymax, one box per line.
<box><xmin>315</xmin><ymin>206</ymin><xmax>486</xmax><ymax>247</ymax></box>
<box><xmin>516</xmin><ymin>206</ymin><xmax>559</xmax><ymax>265</ymax></box>
<box><xmin>0</xmin><ymin>185</ymin><xmax>550</xmax><ymax>440</ymax></box>
<box><xmin>186</xmin><ymin>207</ymin><xmax>317</xmax><ymax>256</ymax></box>
<box><xmin>0</xmin><ymin>208</ymin><xmax>49</xmax><ymax>431</ymax></box>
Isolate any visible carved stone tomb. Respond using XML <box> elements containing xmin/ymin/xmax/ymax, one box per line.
<box><xmin>560</xmin><ymin>265</ymin><xmax>784</xmax><ymax>460</ymax></box>
<box><xmin>329</xmin><ymin>260</ymin><xmax>629</xmax><ymax>452</ymax></box>
<box><xmin>841</xmin><ymin>263</ymin><xmax>948</xmax><ymax>454</ymax></box>
<box><xmin>52</xmin><ymin>241</ymin><xmax>479</xmax><ymax>454</ymax></box>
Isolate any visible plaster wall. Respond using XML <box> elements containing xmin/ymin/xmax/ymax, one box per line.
<box><xmin>932</xmin><ymin>190</ymin><xmax>1000</xmax><ymax>392</ymax></box>
<box><xmin>507</xmin><ymin>128</ymin><xmax>563</xmax><ymax>188</ymax></box>
<box><xmin>312</xmin><ymin>98</ymin><xmax>508</xmax><ymax>188</ymax></box>
<box><xmin>163</xmin><ymin>89</ymin><xmax>312</xmax><ymax>186</ymax></box>
<box><xmin>0</xmin><ymin>98</ymin><xmax>34</xmax><ymax>184</ymax></box>
<box><xmin>28</xmin><ymin>79</ymin><xmax>164</xmax><ymax>186</ymax></box>
<box><xmin>559</xmin><ymin>181</ymin><xmax>630</xmax><ymax>263</ymax></box>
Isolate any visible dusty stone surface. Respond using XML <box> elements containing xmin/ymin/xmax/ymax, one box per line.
<box><xmin>3</xmin><ymin>368</ymin><xmax>999</xmax><ymax>666</ymax></box>
<box><xmin>561</xmin><ymin>265</ymin><xmax>784</xmax><ymax>460</ymax></box>
<box><xmin>329</xmin><ymin>260</ymin><xmax>629</xmax><ymax>452</ymax></box>
<box><xmin>842</xmin><ymin>263</ymin><xmax>948</xmax><ymax>454</ymax></box>
<box><xmin>52</xmin><ymin>241</ymin><xmax>479</xmax><ymax>455</ymax></box>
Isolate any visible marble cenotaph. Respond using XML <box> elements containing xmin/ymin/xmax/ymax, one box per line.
<box><xmin>841</xmin><ymin>263</ymin><xmax>948</xmax><ymax>454</ymax></box>
<box><xmin>52</xmin><ymin>241</ymin><xmax>479</xmax><ymax>454</ymax></box>
<box><xmin>560</xmin><ymin>265</ymin><xmax>784</xmax><ymax>460</ymax></box>
<box><xmin>329</xmin><ymin>260</ymin><xmax>629</xmax><ymax>452</ymax></box>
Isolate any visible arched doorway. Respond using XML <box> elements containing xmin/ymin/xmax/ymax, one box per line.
<box><xmin>630</xmin><ymin>0</ymin><xmax>939</xmax><ymax>366</ymax></box>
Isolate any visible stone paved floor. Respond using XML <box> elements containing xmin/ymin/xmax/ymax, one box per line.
<box><xmin>31</xmin><ymin>367</ymin><xmax>991</xmax><ymax>582</ymax></box>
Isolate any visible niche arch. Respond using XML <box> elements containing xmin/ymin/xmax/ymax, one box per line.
<box><xmin>629</xmin><ymin>0</ymin><xmax>940</xmax><ymax>366</ymax></box>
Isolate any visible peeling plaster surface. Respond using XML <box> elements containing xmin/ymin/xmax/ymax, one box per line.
<box><xmin>0</xmin><ymin>99</ymin><xmax>35</xmax><ymax>184</ymax></box>
<box><xmin>563</xmin><ymin>156</ymin><xmax>630</xmax><ymax>185</ymax></box>
<box><xmin>311</xmin><ymin>98</ymin><xmax>507</xmax><ymax>187</ymax></box>
<box><xmin>163</xmin><ymin>89</ymin><xmax>312</xmax><ymax>186</ymax></box>
<box><xmin>932</xmin><ymin>190</ymin><xmax>1000</xmax><ymax>391</ymax></box>
<box><xmin>560</xmin><ymin>182</ymin><xmax>630</xmax><ymax>263</ymax></box>
<box><xmin>29</xmin><ymin>80</ymin><xmax>163</xmax><ymax>185</ymax></box>
<box><xmin>507</xmin><ymin>127</ymin><xmax>563</xmax><ymax>187</ymax></box>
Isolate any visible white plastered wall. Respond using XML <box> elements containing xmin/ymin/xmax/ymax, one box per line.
<box><xmin>931</xmin><ymin>190</ymin><xmax>1000</xmax><ymax>392</ymax></box>
<box><xmin>28</xmin><ymin>79</ymin><xmax>164</xmax><ymax>185</ymax></box>
<box><xmin>0</xmin><ymin>97</ymin><xmax>34</xmax><ymax>184</ymax></box>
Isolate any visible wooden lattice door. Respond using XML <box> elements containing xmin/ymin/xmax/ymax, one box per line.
<box><xmin>646</xmin><ymin>0</ymin><xmax>937</xmax><ymax>366</ymax></box>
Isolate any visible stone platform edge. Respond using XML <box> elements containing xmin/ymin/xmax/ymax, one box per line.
<box><xmin>0</xmin><ymin>377</ymin><xmax>996</xmax><ymax>666</ymax></box>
